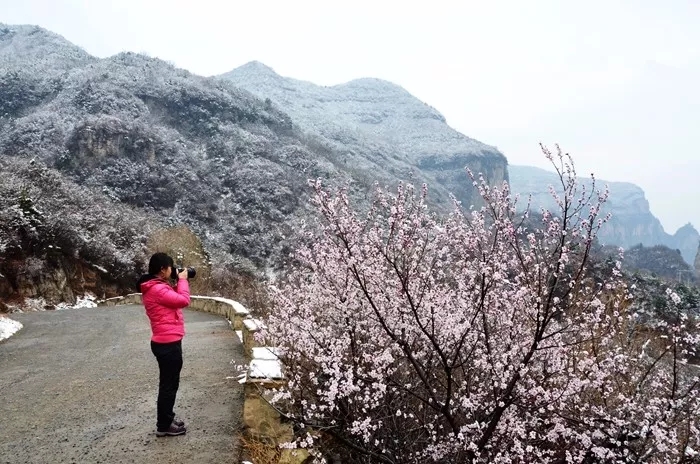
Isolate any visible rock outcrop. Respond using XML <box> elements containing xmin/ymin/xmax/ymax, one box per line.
<box><xmin>0</xmin><ymin>254</ymin><xmax>122</xmax><ymax>309</ymax></box>
<box><xmin>509</xmin><ymin>165</ymin><xmax>699</xmax><ymax>265</ymax></box>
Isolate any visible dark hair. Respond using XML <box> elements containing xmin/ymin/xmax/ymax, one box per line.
<box><xmin>148</xmin><ymin>252</ymin><xmax>173</xmax><ymax>275</ymax></box>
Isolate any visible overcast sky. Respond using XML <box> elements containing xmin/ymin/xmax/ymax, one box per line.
<box><xmin>3</xmin><ymin>0</ymin><xmax>699</xmax><ymax>233</ymax></box>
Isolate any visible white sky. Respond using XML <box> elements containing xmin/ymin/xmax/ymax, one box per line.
<box><xmin>3</xmin><ymin>0</ymin><xmax>699</xmax><ymax>233</ymax></box>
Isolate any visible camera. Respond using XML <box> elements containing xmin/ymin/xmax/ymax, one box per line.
<box><xmin>171</xmin><ymin>266</ymin><xmax>196</xmax><ymax>279</ymax></box>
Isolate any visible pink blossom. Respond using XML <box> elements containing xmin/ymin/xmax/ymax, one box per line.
<box><xmin>265</xmin><ymin>145</ymin><xmax>700</xmax><ymax>463</ymax></box>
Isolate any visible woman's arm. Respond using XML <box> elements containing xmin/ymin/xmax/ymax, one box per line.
<box><xmin>156</xmin><ymin>279</ymin><xmax>191</xmax><ymax>308</ymax></box>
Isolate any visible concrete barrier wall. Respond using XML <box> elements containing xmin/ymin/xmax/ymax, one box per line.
<box><xmin>100</xmin><ymin>293</ymin><xmax>250</xmax><ymax>329</ymax></box>
<box><xmin>101</xmin><ymin>294</ymin><xmax>143</xmax><ymax>306</ymax></box>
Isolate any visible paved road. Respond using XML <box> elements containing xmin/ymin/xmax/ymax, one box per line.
<box><xmin>0</xmin><ymin>305</ymin><xmax>246</xmax><ymax>464</ymax></box>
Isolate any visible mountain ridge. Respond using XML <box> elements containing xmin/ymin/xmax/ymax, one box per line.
<box><xmin>0</xmin><ymin>23</ymin><xmax>697</xmax><ymax>308</ymax></box>
<box><xmin>0</xmin><ymin>23</ymin><xmax>508</xmax><ymax>305</ymax></box>
<box><xmin>0</xmin><ymin>23</ymin><xmax>95</xmax><ymax>73</ymax></box>
<box><xmin>221</xmin><ymin>61</ymin><xmax>507</xmax><ymax>210</ymax></box>
<box><xmin>508</xmin><ymin>164</ymin><xmax>699</xmax><ymax>265</ymax></box>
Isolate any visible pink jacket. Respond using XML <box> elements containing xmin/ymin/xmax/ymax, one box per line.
<box><xmin>139</xmin><ymin>276</ymin><xmax>190</xmax><ymax>343</ymax></box>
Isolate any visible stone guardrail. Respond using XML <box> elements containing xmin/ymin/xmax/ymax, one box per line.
<box><xmin>101</xmin><ymin>293</ymin><xmax>251</xmax><ymax>329</ymax></box>
<box><xmin>100</xmin><ymin>294</ymin><xmax>306</xmax><ymax>463</ymax></box>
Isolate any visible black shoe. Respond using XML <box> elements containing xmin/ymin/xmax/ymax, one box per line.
<box><xmin>156</xmin><ymin>424</ymin><xmax>187</xmax><ymax>437</ymax></box>
<box><xmin>168</xmin><ymin>413</ymin><xmax>185</xmax><ymax>428</ymax></box>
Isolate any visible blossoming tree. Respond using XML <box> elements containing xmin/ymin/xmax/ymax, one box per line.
<box><xmin>267</xmin><ymin>146</ymin><xmax>700</xmax><ymax>463</ymax></box>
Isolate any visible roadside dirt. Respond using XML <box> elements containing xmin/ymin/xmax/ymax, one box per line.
<box><xmin>0</xmin><ymin>305</ymin><xmax>246</xmax><ymax>464</ymax></box>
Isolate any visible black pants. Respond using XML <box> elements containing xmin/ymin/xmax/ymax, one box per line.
<box><xmin>150</xmin><ymin>340</ymin><xmax>183</xmax><ymax>431</ymax></box>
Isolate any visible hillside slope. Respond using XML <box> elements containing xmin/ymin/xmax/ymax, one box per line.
<box><xmin>221</xmin><ymin>61</ymin><xmax>508</xmax><ymax>209</ymax></box>
<box><xmin>0</xmin><ymin>24</ymin><xmax>508</xmax><ymax>304</ymax></box>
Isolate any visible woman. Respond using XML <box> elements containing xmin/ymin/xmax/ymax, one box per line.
<box><xmin>137</xmin><ymin>252</ymin><xmax>190</xmax><ymax>437</ymax></box>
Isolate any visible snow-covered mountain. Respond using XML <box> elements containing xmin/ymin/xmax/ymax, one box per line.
<box><xmin>222</xmin><ymin>61</ymin><xmax>698</xmax><ymax>265</ymax></box>
<box><xmin>221</xmin><ymin>61</ymin><xmax>508</xmax><ymax>209</ymax></box>
<box><xmin>0</xmin><ymin>23</ymin><xmax>697</xmax><ymax>308</ymax></box>
<box><xmin>0</xmin><ymin>24</ymin><xmax>508</xmax><ymax>304</ymax></box>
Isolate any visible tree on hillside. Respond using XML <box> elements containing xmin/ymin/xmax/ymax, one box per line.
<box><xmin>266</xmin><ymin>145</ymin><xmax>700</xmax><ymax>463</ymax></box>
<box><xmin>0</xmin><ymin>157</ymin><xmax>155</xmax><ymax>301</ymax></box>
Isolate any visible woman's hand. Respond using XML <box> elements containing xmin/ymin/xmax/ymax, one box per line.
<box><xmin>177</xmin><ymin>268</ymin><xmax>188</xmax><ymax>280</ymax></box>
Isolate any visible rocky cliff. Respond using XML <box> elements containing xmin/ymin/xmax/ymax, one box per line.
<box><xmin>509</xmin><ymin>165</ymin><xmax>700</xmax><ymax>265</ymax></box>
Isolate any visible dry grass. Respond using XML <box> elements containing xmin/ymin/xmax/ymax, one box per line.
<box><xmin>146</xmin><ymin>225</ymin><xmax>212</xmax><ymax>295</ymax></box>
<box><xmin>145</xmin><ymin>226</ymin><xmax>272</xmax><ymax>314</ymax></box>
<box><xmin>210</xmin><ymin>268</ymin><xmax>271</xmax><ymax>316</ymax></box>
<box><xmin>240</xmin><ymin>434</ymin><xmax>282</xmax><ymax>464</ymax></box>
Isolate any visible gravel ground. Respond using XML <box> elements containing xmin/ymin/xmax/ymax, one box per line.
<box><xmin>0</xmin><ymin>305</ymin><xmax>246</xmax><ymax>464</ymax></box>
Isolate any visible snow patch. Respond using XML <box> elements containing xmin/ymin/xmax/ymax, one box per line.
<box><xmin>248</xmin><ymin>359</ymin><xmax>284</xmax><ymax>380</ymax></box>
<box><xmin>55</xmin><ymin>294</ymin><xmax>98</xmax><ymax>310</ymax></box>
<box><xmin>252</xmin><ymin>346</ymin><xmax>281</xmax><ymax>360</ymax></box>
<box><xmin>0</xmin><ymin>317</ymin><xmax>23</xmax><ymax>341</ymax></box>
<box><xmin>243</xmin><ymin>318</ymin><xmax>266</xmax><ymax>331</ymax></box>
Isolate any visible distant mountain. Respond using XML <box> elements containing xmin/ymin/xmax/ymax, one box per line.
<box><xmin>221</xmin><ymin>61</ymin><xmax>508</xmax><ymax>209</ymax></box>
<box><xmin>0</xmin><ymin>24</ymin><xmax>95</xmax><ymax>73</ymax></box>
<box><xmin>509</xmin><ymin>165</ymin><xmax>699</xmax><ymax>265</ymax></box>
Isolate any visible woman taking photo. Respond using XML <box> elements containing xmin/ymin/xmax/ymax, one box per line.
<box><xmin>137</xmin><ymin>252</ymin><xmax>190</xmax><ymax>437</ymax></box>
